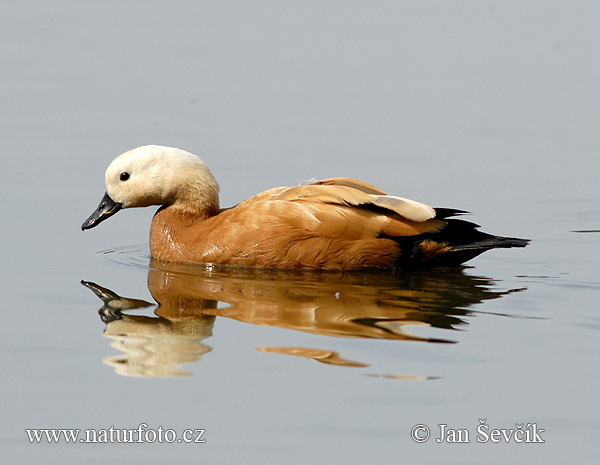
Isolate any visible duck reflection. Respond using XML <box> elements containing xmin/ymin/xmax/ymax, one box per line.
<box><xmin>83</xmin><ymin>261</ymin><xmax>524</xmax><ymax>377</ymax></box>
<box><xmin>82</xmin><ymin>280</ymin><xmax>215</xmax><ymax>377</ymax></box>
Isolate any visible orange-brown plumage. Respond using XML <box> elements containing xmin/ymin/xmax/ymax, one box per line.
<box><xmin>82</xmin><ymin>145</ymin><xmax>529</xmax><ymax>269</ymax></box>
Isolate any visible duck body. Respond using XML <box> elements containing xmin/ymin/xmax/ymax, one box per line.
<box><xmin>82</xmin><ymin>145</ymin><xmax>529</xmax><ymax>269</ymax></box>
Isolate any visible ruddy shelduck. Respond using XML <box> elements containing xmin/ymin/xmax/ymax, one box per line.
<box><xmin>82</xmin><ymin>145</ymin><xmax>528</xmax><ymax>269</ymax></box>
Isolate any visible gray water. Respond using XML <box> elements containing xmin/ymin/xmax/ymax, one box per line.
<box><xmin>2</xmin><ymin>1</ymin><xmax>600</xmax><ymax>463</ymax></box>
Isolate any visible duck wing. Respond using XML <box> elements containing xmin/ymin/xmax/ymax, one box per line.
<box><xmin>278</xmin><ymin>177</ymin><xmax>437</xmax><ymax>223</ymax></box>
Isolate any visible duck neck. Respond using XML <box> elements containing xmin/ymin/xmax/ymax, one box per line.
<box><xmin>156</xmin><ymin>201</ymin><xmax>218</xmax><ymax>223</ymax></box>
<box><xmin>149</xmin><ymin>203</ymin><xmax>218</xmax><ymax>262</ymax></box>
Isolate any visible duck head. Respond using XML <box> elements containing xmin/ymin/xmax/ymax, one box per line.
<box><xmin>81</xmin><ymin>145</ymin><xmax>219</xmax><ymax>230</ymax></box>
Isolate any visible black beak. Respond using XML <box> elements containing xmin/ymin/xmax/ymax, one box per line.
<box><xmin>81</xmin><ymin>192</ymin><xmax>122</xmax><ymax>230</ymax></box>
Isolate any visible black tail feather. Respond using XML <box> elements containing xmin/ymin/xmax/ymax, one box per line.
<box><xmin>449</xmin><ymin>235</ymin><xmax>530</xmax><ymax>252</ymax></box>
<box><xmin>395</xmin><ymin>214</ymin><xmax>530</xmax><ymax>267</ymax></box>
<box><xmin>433</xmin><ymin>207</ymin><xmax>470</xmax><ymax>219</ymax></box>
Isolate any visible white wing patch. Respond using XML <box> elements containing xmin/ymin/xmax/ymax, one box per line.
<box><xmin>369</xmin><ymin>195</ymin><xmax>435</xmax><ymax>222</ymax></box>
<box><xmin>299</xmin><ymin>177</ymin><xmax>319</xmax><ymax>186</ymax></box>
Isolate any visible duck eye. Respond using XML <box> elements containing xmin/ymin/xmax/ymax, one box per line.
<box><xmin>120</xmin><ymin>172</ymin><xmax>130</xmax><ymax>181</ymax></box>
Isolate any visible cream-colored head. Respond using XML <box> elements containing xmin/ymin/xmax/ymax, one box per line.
<box><xmin>105</xmin><ymin>145</ymin><xmax>219</xmax><ymax>211</ymax></box>
<box><xmin>82</xmin><ymin>145</ymin><xmax>219</xmax><ymax>230</ymax></box>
